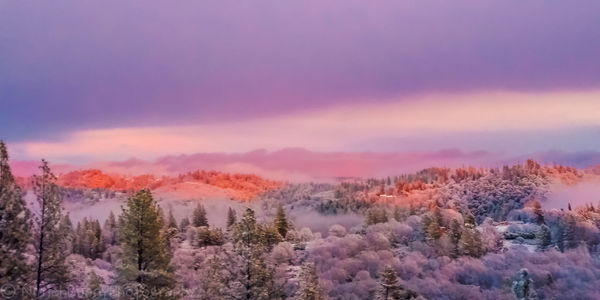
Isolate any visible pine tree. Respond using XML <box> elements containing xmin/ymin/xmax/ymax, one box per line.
<box><xmin>425</xmin><ymin>207</ymin><xmax>443</xmax><ymax>241</ymax></box>
<box><xmin>376</xmin><ymin>265</ymin><xmax>418</xmax><ymax>300</ymax></box>
<box><xmin>32</xmin><ymin>160</ymin><xmax>71</xmax><ymax>298</ymax></box>
<box><xmin>74</xmin><ymin>218</ymin><xmax>106</xmax><ymax>259</ymax></box>
<box><xmin>459</xmin><ymin>222</ymin><xmax>484</xmax><ymax>258</ymax></box>
<box><xmin>102</xmin><ymin>211</ymin><xmax>119</xmax><ymax>246</ymax></box>
<box><xmin>167</xmin><ymin>209</ymin><xmax>178</xmax><ymax>230</ymax></box>
<box><xmin>449</xmin><ymin>219</ymin><xmax>462</xmax><ymax>258</ymax></box>
<box><xmin>233</xmin><ymin>208</ymin><xmax>277</xmax><ymax>300</ymax></box>
<box><xmin>297</xmin><ymin>262</ymin><xmax>323</xmax><ymax>300</ymax></box>
<box><xmin>193</xmin><ymin>203</ymin><xmax>208</xmax><ymax>227</ymax></box>
<box><xmin>118</xmin><ymin>189</ymin><xmax>176</xmax><ymax>298</ymax></box>
<box><xmin>563</xmin><ymin>216</ymin><xmax>579</xmax><ymax>250</ymax></box>
<box><xmin>536</xmin><ymin>224</ymin><xmax>552</xmax><ymax>251</ymax></box>
<box><xmin>0</xmin><ymin>141</ymin><xmax>31</xmax><ymax>291</ymax></box>
<box><xmin>377</xmin><ymin>265</ymin><xmax>402</xmax><ymax>300</ymax></box>
<box><xmin>86</xmin><ymin>270</ymin><xmax>105</xmax><ymax>300</ymax></box>
<box><xmin>179</xmin><ymin>217</ymin><xmax>190</xmax><ymax>232</ymax></box>
<box><xmin>274</xmin><ymin>205</ymin><xmax>289</xmax><ymax>239</ymax></box>
<box><xmin>533</xmin><ymin>201</ymin><xmax>545</xmax><ymax>225</ymax></box>
<box><xmin>366</xmin><ymin>207</ymin><xmax>389</xmax><ymax>225</ymax></box>
<box><xmin>512</xmin><ymin>268</ymin><xmax>537</xmax><ymax>300</ymax></box>
<box><xmin>60</xmin><ymin>213</ymin><xmax>75</xmax><ymax>254</ymax></box>
<box><xmin>227</xmin><ymin>207</ymin><xmax>237</xmax><ymax>229</ymax></box>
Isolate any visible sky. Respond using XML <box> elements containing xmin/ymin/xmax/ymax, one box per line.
<box><xmin>1</xmin><ymin>1</ymin><xmax>600</xmax><ymax>176</ymax></box>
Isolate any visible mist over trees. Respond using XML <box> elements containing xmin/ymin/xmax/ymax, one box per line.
<box><xmin>1</xmin><ymin>140</ymin><xmax>600</xmax><ymax>299</ymax></box>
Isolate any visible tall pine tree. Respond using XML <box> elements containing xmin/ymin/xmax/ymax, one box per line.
<box><xmin>118</xmin><ymin>189</ymin><xmax>176</xmax><ymax>298</ymax></box>
<box><xmin>193</xmin><ymin>203</ymin><xmax>208</xmax><ymax>227</ymax></box>
<box><xmin>227</xmin><ymin>207</ymin><xmax>237</xmax><ymax>229</ymax></box>
<box><xmin>32</xmin><ymin>160</ymin><xmax>71</xmax><ymax>298</ymax></box>
<box><xmin>376</xmin><ymin>265</ymin><xmax>418</xmax><ymax>300</ymax></box>
<box><xmin>274</xmin><ymin>205</ymin><xmax>289</xmax><ymax>239</ymax></box>
<box><xmin>536</xmin><ymin>224</ymin><xmax>552</xmax><ymax>251</ymax></box>
<box><xmin>0</xmin><ymin>141</ymin><xmax>31</xmax><ymax>292</ymax></box>
<box><xmin>297</xmin><ymin>262</ymin><xmax>323</xmax><ymax>300</ymax></box>
<box><xmin>232</xmin><ymin>208</ymin><xmax>277</xmax><ymax>300</ymax></box>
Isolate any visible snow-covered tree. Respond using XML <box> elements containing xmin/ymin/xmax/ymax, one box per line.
<box><xmin>32</xmin><ymin>160</ymin><xmax>71</xmax><ymax>298</ymax></box>
<box><xmin>274</xmin><ymin>205</ymin><xmax>290</xmax><ymax>238</ymax></box>
<box><xmin>193</xmin><ymin>203</ymin><xmax>209</xmax><ymax>227</ymax></box>
<box><xmin>512</xmin><ymin>268</ymin><xmax>537</xmax><ymax>300</ymax></box>
<box><xmin>297</xmin><ymin>262</ymin><xmax>324</xmax><ymax>300</ymax></box>
<box><xmin>536</xmin><ymin>224</ymin><xmax>552</xmax><ymax>251</ymax></box>
<box><xmin>118</xmin><ymin>189</ymin><xmax>176</xmax><ymax>298</ymax></box>
<box><xmin>0</xmin><ymin>141</ymin><xmax>31</xmax><ymax>291</ymax></box>
<box><xmin>227</xmin><ymin>207</ymin><xmax>237</xmax><ymax>229</ymax></box>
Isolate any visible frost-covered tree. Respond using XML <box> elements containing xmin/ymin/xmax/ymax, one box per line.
<box><xmin>297</xmin><ymin>262</ymin><xmax>323</xmax><ymax>300</ymax></box>
<box><xmin>274</xmin><ymin>205</ymin><xmax>290</xmax><ymax>238</ymax></box>
<box><xmin>74</xmin><ymin>217</ymin><xmax>105</xmax><ymax>259</ymax></box>
<box><xmin>536</xmin><ymin>224</ymin><xmax>552</xmax><ymax>251</ymax></box>
<box><xmin>458</xmin><ymin>222</ymin><xmax>484</xmax><ymax>258</ymax></box>
<box><xmin>449</xmin><ymin>219</ymin><xmax>462</xmax><ymax>258</ymax></box>
<box><xmin>512</xmin><ymin>268</ymin><xmax>537</xmax><ymax>300</ymax></box>
<box><xmin>102</xmin><ymin>210</ymin><xmax>119</xmax><ymax>246</ymax></box>
<box><xmin>233</xmin><ymin>208</ymin><xmax>278</xmax><ymax>299</ymax></box>
<box><xmin>367</xmin><ymin>207</ymin><xmax>389</xmax><ymax>225</ymax></box>
<box><xmin>533</xmin><ymin>201</ymin><xmax>545</xmax><ymax>225</ymax></box>
<box><xmin>32</xmin><ymin>160</ymin><xmax>71</xmax><ymax>298</ymax></box>
<box><xmin>167</xmin><ymin>209</ymin><xmax>178</xmax><ymax>230</ymax></box>
<box><xmin>377</xmin><ymin>265</ymin><xmax>402</xmax><ymax>300</ymax></box>
<box><xmin>118</xmin><ymin>189</ymin><xmax>176</xmax><ymax>298</ymax></box>
<box><xmin>179</xmin><ymin>216</ymin><xmax>190</xmax><ymax>232</ymax></box>
<box><xmin>227</xmin><ymin>207</ymin><xmax>237</xmax><ymax>229</ymax></box>
<box><xmin>193</xmin><ymin>203</ymin><xmax>208</xmax><ymax>227</ymax></box>
<box><xmin>562</xmin><ymin>216</ymin><xmax>579</xmax><ymax>250</ymax></box>
<box><xmin>86</xmin><ymin>270</ymin><xmax>105</xmax><ymax>300</ymax></box>
<box><xmin>0</xmin><ymin>141</ymin><xmax>31</xmax><ymax>291</ymax></box>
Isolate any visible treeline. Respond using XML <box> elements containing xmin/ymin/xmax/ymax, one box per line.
<box><xmin>1</xmin><ymin>141</ymin><xmax>329</xmax><ymax>299</ymax></box>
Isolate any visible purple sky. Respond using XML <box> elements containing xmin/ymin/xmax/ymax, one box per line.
<box><xmin>1</xmin><ymin>1</ymin><xmax>600</xmax><ymax>167</ymax></box>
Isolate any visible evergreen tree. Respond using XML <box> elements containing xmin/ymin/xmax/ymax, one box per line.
<box><xmin>193</xmin><ymin>203</ymin><xmax>208</xmax><ymax>227</ymax></box>
<box><xmin>60</xmin><ymin>213</ymin><xmax>76</xmax><ymax>255</ymax></box>
<box><xmin>425</xmin><ymin>207</ymin><xmax>443</xmax><ymax>241</ymax></box>
<box><xmin>232</xmin><ymin>208</ymin><xmax>277</xmax><ymax>300</ymax></box>
<box><xmin>449</xmin><ymin>219</ymin><xmax>462</xmax><ymax>258</ymax></box>
<box><xmin>533</xmin><ymin>201</ymin><xmax>545</xmax><ymax>225</ymax></box>
<box><xmin>86</xmin><ymin>270</ymin><xmax>105</xmax><ymax>300</ymax></box>
<box><xmin>536</xmin><ymin>224</ymin><xmax>552</xmax><ymax>251</ymax></box>
<box><xmin>32</xmin><ymin>160</ymin><xmax>71</xmax><ymax>298</ymax></box>
<box><xmin>227</xmin><ymin>207</ymin><xmax>237</xmax><ymax>229</ymax></box>
<box><xmin>376</xmin><ymin>265</ymin><xmax>418</xmax><ymax>300</ymax></box>
<box><xmin>377</xmin><ymin>265</ymin><xmax>402</xmax><ymax>300</ymax></box>
<box><xmin>167</xmin><ymin>209</ymin><xmax>178</xmax><ymax>230</ymax></box>
<box><xmin>0</xmin><ymin>141</ymin><xmax>31</xmax><ymax>292</ymax></box>
<box><xmin>458</xmin><ymin>222</ymin><xmax>484</xmax><ymax>258</ymax></box>
<box><xmin>512</xmin><ymin>268</ymin><xmax>537</xmax><ymax>300</ymax></box>
<box><xmin>102</xmin><ymin>211</ymin><xmax>119</xmax><ymax>246</ymax></box>
<box><xmin>274</xmin><ymin>205</ymin><xmax>289</xmax><ymax>238</ymax></box>
<box><xmin>366</xmin><ymin>207</ymin><xmax>389</xmax><ymax>225</ymax></box>
<box><xmin>563</xmin><ymin>216</ymin><xmax>579</xmax><ymax>250</ymax></box>
<box><xmin>393</xmin><ymin>206</ymin><xmax>403</xmax><ymax>222</ymax></box>
<box><xmin>118</xmin><ymin>189</ymin><xmax>176</xmax><ymax>298</ymax></box>
<box><xmin>297</xmin><ymin>262</ymin><xmax>323</xmax><ymax>300</ymax></box>
<box><xmin>179</xmin><ymin>217</ymin><xmax>190</xmax><ymax>232</ymax></box>
<box><xmin>74</xmin><ymin>218</ymin><xmax>106</xmax><ymax>259</ymax></box>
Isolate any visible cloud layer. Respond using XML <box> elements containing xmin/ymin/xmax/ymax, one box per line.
<box><xmin>2</xmin><ymin>1</ymin><xmax>600</xmax><ymax>141</ymax></box>
<box><xmin>7</xmin><ymin>91</ymin><xmax>600</xmax><ymax>163</ymax></box>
